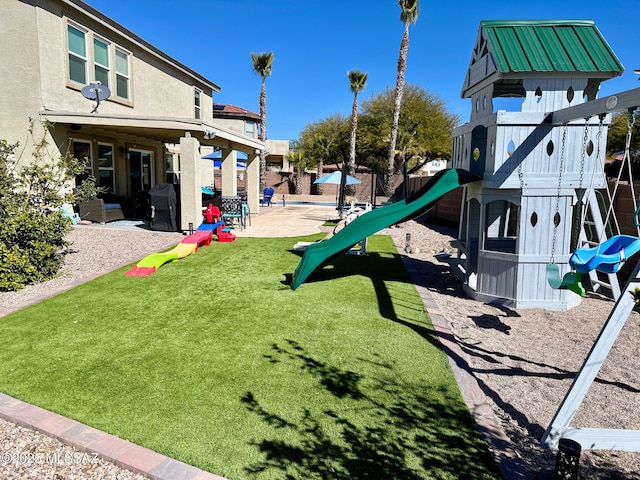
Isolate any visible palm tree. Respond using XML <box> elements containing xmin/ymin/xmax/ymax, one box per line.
<box><xmin>312</xmin><ymin>134</ymin><xmax>333</xmax><ymax>195</ymax></box>
<box><xmin>285</xmin><ymin>150</ymin><xmax>308</xmax><ymax>194</ymax></box>
<box><xmin>251</xmin><ymin>52</ymin><xmax>274</xmax><ymax>191</ymax></box>
<box><xmin>384</xmin><ymin>0</ymin><xmax>419</xmax><ymax>196</ymax></box>
<box><xmin>339</xmin><ymin>70</ymin><xmax>367</xmax><ymax>215</ymax></box>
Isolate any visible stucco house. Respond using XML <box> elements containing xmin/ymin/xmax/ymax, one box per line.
<box><xmin>1</xmin><ymin>0</ymin><xmax>265</xmax><ymax>231</ymax></box>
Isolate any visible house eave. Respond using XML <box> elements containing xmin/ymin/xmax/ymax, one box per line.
<box><xmin>40</xmin><ymin>110</ymin><xmax>265</xmax><ymax>153</ymax></box>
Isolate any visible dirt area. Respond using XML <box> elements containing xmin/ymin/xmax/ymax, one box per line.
<box><xmin>387</xmin><ymin>220</ymin><xmax>640</xmax><ymax>479</ymax></box>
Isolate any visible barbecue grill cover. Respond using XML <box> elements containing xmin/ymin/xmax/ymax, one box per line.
<box><xmin>149</xmin><ymin>183</ymin><xmax>177</xmax><ymax>231</ymax></box>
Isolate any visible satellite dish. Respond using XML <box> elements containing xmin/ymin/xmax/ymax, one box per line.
<box><xmin>81</xmin><ymin>81</ymin><xmax>111</xmax><ymax>113</ymax></box>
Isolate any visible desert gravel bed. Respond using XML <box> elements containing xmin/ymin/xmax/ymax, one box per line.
<box><xmin>0</xmin><ymin>226</ymin><xmax>183</xmax><ymax>313</ymax></box>
<box><xmin>1</xmin><ymin>219</ymin><xmax>640</xmax><ymax>479</ymax></box>
<box><xmin>384</xmin><ymin>221</ymin><xmax>640</xmax><ymax>479</ymax></box>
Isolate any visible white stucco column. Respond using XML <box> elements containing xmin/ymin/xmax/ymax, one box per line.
<box><xmin>220</xmin><ymin>148</ymin><xmax>237</xmax><ymax>196</ymax></box>
<box><xmin>179</xmin><ymin>134</ymin><xmax>202</xmax><ymax>232</ymax></box>
<box><xmin>246</xmin><ymin>152</ymin><xmax>260</xmax><ymax>213</ymax></box>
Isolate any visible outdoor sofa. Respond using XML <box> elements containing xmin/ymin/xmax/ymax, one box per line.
<box><xmin>78</xmin><ymin>198</ymin><xmax>125</xmax><ymax>224</ymax></box>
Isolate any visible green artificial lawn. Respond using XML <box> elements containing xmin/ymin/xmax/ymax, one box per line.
<box><xmin>0</xmin><ymin>234</ymin><xmax>500</xmax><ymax>479</ymax></box>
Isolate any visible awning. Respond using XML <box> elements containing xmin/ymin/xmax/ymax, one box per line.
<box><xmin>39</xmin><ymin>110</ymin><xmax>265</xmax><ymax>154</ymax></box>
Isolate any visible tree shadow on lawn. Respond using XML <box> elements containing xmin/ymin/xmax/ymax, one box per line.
<box><xmin>240</xmin><ymin>339</ymin><xmax>500</xmax><ymax>480</ymax></box>
<box><xmin>398</xmin><ymin>253</ymin><xmax>640</xmax><ymax>479</ymax></box>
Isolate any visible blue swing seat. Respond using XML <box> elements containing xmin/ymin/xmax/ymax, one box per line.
<box><xmin>570</xmin><ymin>235</ymin><xmax>640</xmax><ymax>274</ymax></box>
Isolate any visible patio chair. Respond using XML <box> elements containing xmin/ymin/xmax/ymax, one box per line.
<box><xmin>221</xmin><ymin>195</ymin><xmax>245</xmax><ymax>230</ymax></box>
<box><xmin>261</xmin><ymin>187</ymin><xmax>275</xmax><ymax>206</ymax></box>
<box><xmin>238</xmin><ymin>191</ymin><xmax>251</xmax><ymax>226</ymax></box>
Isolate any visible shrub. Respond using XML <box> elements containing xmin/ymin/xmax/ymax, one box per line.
<box><xmin>0</xmin><ymin>121</ymin><xmax>99</xmax><ymax>291</ymax></box>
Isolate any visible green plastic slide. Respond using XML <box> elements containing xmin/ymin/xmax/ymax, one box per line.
<box><xmin>290</xmin><ymin>168</ymin><xmax>479</xmax><ymax>290</ymax></box>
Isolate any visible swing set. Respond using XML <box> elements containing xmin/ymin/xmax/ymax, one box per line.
<box><xmin>535</xmin><ymin>98</ymin><xmax>640</xmax><ymax>452</ymax></box>
<box><xmin>547</xmin><ymin>107</ymin><xmax>640</xmax><ymax>296</ymax></box>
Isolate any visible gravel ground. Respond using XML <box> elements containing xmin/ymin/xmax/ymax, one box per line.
<box><xmin>1</xmin><ymin>218</ymin><xmax>639</xmax><ymax>479</ymax></box>
<box><xmin>383</xmin><ymin>220</ymin><xmax>640</xmax><ymax>480</ymax></box>
<box><xmin>0</xmin><ymin>226</ymin><xmax>183</xmax><ymax>314</ymax></box>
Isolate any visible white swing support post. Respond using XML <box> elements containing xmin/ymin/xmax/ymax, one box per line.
<box><xmin>542</xmin><ymin>259</ymin><xmax>640</xmax><ymax>451</ymax></box>
<box><xmin>542</xmin><ymin>92</ymin><xmax>640</xmax><ymax>452</ymax></box>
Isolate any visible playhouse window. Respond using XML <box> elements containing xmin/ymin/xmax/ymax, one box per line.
<box><xmin>484</xmin><ymin>200</ymin><xmax>518</xmax><ymax>253</ymax></box>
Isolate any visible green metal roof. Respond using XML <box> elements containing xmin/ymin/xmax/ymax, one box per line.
<box><xmin>481</xmin><ymin>20</ymin><xmax>624</xmax><ymax>74</ymax></box>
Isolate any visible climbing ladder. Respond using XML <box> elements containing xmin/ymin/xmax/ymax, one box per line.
<box><xmin>577</xmin><ymin>189</ymin><xmax>621</xmax><ymax>299</ymax></box>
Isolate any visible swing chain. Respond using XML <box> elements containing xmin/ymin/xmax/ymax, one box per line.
<box><xmin>626</xmin><ymin>107</ymin><xmax>639</xmax><ymax>237</ymax></box>
<box><xmin>629</xmin><ymin>107</ymin><xmax>638</xmax><ymax>132</ymax></box>
<box><xmin>551</xmin><ymin>125</ymin><xmax>568</xmax><ymax>264</ymax></box>
<box><xmin>578</xmin><ymin>120</ymin><xmax>589</xmax><ymax>193</ymax></box>
<box><xmin>571</xmin><ymin>120</ymin><xmax>591</xmax><ymax>251</ymax></box>
<box><xmin>517</xmin><ymin>161</ymin><xmax>524</xmax><ymax>190</ymax></box>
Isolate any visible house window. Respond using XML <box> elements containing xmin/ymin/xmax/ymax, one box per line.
<box><xmin>66</xmin><ymin>20</ymin><xmax>132</xmax><ymax>104</ymax></box>
<box><xmin>97</xmin><ymin>143</ymin><xmax>115</xmax><ymax>193</ymax></box>
<box><xmin>194</xmin><ymin>88</ymin><xmax>202</xmax><ymax>119</ymax></box>
<box><xmin>93</xmin><ymin>37</ymin><xmax>110</xmax><ymax>88</ymax></box>
<box><xmin>165</xmin><ymin>152</ymin><xmax>180</xmax><ymax>184</ymax></box>
<box><xmin>72</xmin><ymin>139</ymin><xmax>93</xmax><ymax>186</ymax></box>
<box><xmin>115</xmin><ymin>48</ymin><xmax>130</xmax><ymax>99</ymax></box>
<box><xmin>67</xmin><ymin>24</ymin><xmax>88</xmax><ymax>84</ymax></box>
<box><xmin>245</xmin><ymin>121</ymin><xmax>255</xmax><ymax>138</ymax></box>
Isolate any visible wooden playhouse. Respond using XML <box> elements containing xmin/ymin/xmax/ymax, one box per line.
<box><xmin>448</xmin><ymin>20</ymin><xmax>627</xmax><ymax>310</ymax></box>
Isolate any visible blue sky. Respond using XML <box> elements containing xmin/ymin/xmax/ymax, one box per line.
<box><xmin>85</xmin><ymin>0</ymin><xmax>639</xmax><ymax>141</ymax></box>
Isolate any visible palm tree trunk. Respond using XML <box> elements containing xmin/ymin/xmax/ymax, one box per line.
<box><xmin>314</xmin><ymin>159</ymin><xmax>324</xmax><ymax>195</ymax></box>
<box><xmin>294</xmin><ymin>167</ymin><xmax>302</xmax><ymax>194</ymax></box>
<box><xmin>384</xmin><ymin>25</ymin><xmax>409</xmax><ymax>197</ymax></box>
<box><xmin>259</xmin><ymin>79</ymin><xmax>267</xmax><ymax>191</ymax></box>
<box><xmin>346</xmin><ymin>93</ymin><xmax>358</xmax><ymax>198</ymax></box>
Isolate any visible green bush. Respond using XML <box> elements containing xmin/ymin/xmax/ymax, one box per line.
<box><xmin>0</xmin><ymin>122</ymin><xmax>99</xmax><ymax>291</ymax></box>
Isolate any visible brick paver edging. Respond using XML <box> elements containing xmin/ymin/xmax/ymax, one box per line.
<box><xmin>395</xmin><ymin>239</ymin><xmax>532</xmax><ymax>480</ymax></box>
<box><xmin>0</xmin><ymin>392</ymin><xmax>226</xmax><ymax>480</ymax></box>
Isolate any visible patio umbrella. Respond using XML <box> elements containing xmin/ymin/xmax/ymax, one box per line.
<box><xmin>314</xmin><ymin>171</ymin><xmax>361</xmax><ymax>209</ymax></box>
<box><xmin>201</xmin><ymin>151</ymin><xmax>247</xmax><ymax>168</ymax></box>
<box><xmin>314</xmin><ymin>171</ymin><xmax>361</xmax><ymax>185</ymax></box>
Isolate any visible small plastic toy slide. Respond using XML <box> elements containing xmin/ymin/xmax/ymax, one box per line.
<box><xmin>126</xmin><ymin>230</ymin><xmax>213</xmax><ymax>276</ymax></box>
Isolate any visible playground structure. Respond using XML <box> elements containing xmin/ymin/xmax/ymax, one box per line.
<box><xmin>293</xmin><ymin>21</ymin><xmax>640</xmax><ymax>311</ymax></box>
<box><xmin>445</xmin><ymin>20</ymin><xmax>639</xmax><ymax>310</ymax></box>
<box><xmin>201</xmin><ymin>204</ymin><xmax>237</xmax><ymax>242</ymax></box>
<box><xmin>445</xmin><ymin>20</ymin><xmax>640</xmax><ymax>453</ymax></box>
<box><xmin>290</xmin><ymin>169</ymin><xmax>479</xmax><ymax>290</ymax></box>
<box><xmin>125</xmin><ymin>230</ymin><xmax>213</xmax><ymax>276</ymax></box>
<box><xmin>125</xmin><ymin>205</ymin><xmax>235</xmax><ymax>276</ymax></box>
